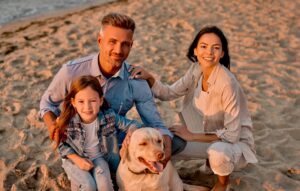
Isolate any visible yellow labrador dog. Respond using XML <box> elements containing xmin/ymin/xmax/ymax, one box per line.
<box><xmin>117</xmin><ymin>128</ymin><xmax>183</xmax><ymax>191</ymax></box>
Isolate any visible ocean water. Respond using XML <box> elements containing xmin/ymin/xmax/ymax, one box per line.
<box><xmin>0</xmin><ymin>0</ymin><xmax>114</xmax><ymax>27</ymax></box>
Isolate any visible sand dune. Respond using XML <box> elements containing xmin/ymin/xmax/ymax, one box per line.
<box><xmin>0</xmin><ymin>0</ymin><xmax>299</xmax><ymax>190</ymax></box>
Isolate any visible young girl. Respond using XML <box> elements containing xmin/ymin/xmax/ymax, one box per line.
<box><xmin>55</xmin><ymin>75</ymin><xmax>142</xmax><ymax>191</ymax></box>
<box><xmin>130</xmin><ymin>26</ymin><xmax>257</xmax><ymax>191</ymax></box>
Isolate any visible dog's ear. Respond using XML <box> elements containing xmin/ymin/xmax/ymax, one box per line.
<box><xmin>121</xmin><ymin>144</ymin><xmax>131</xmax><ymax>164</ymax></box>
<box><xmin>162</xmin><ymin>137</ymin><xmax>165</xmax><ymax>150</ymax></box>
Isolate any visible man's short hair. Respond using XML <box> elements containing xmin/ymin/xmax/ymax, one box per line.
<box><xmin>101</xmin><ymin>12</ymin><xmax>135</xmax><ymax>33</ymax></box>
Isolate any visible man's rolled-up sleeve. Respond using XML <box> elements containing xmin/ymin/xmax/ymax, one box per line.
<box><xmin>39</xmin><ymin>64</ymin><xmax>71</xmax><ymax>118</ymax></box>
<box><xmin>132</xmin><ymin>80</ymin><xmax>173</xmax><ymax>138</ymax></box>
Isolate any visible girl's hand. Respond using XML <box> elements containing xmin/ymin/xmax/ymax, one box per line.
<box><xmin>76</xmin><ymin>158</ymin><xmax>94</xmax><ymax>171</ymax></box>
<box><xmin>169</xmin><ymin>125</ymin><xmax>193</xmax><ymax>141</ymax></box>
<box><xmin>70</xmin><ymin>155</ymin><xmax>94</xmax><ymax>171</ymax></box>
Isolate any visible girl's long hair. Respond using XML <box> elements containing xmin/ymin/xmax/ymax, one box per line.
<box><xmin>54</xmin><ymin>75</ymin><xmax>109</xmax><ymax>148</ymax></box>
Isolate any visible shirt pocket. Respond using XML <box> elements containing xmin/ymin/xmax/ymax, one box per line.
<box><xmin>115</xmin><ymin>98</ymin><xmax>133</xmax><ymax>115</ymax></box>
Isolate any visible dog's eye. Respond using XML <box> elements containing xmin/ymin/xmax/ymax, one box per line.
<box><xmin>157</xmin><ymin>139</ymin><xmax>162</xmax><ymax>143</ymax></box>
<box><xmin>139</xmin><ymin>142</ymin><xmax>147</xmax><ymax>146</ymax></box>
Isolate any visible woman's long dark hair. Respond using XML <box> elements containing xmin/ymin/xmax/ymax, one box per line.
<box><xmin>54</xmin><ymin>75</ymin><xmax>109</xmax><ymax>148</ymax></box>
<box><xmin>187</xmin><ymin>26</ymin><xmax>230</xmax><ymax>70</ymax></box>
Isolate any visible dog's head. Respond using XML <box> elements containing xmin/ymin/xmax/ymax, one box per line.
<box><xmin>124</xmin><ymin>128</ymin><xmax>165</xmax><ymax>173</ymax></box>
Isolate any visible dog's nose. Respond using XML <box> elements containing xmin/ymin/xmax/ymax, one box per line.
<box><xmin>157</xmin><ymin>152</ymin><xmax>164</xmax><ymax>160</ymax></box>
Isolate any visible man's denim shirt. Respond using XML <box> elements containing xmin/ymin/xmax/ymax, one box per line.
<box><xmin>58</xmin><ymin>108</ymin><xmax>142</xmax><ymax>158</ymax></box>
<box><xmin>39</xmin><ymin>54</ymin><xmax>173</xmax><ymax>138</ymax></box>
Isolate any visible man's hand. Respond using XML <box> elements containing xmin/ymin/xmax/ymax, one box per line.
<box><xmin>68</xmin><ymin>154</ymin><xmax>94</xmax><ymax>171</ymax></box>
<box><xmin>43</xmin><ymin>111</ymin><xmax>60</xmax><ymax>143</ymax></box>
<box><xmin>162</xmin><ymin>135</ymin><xmax>172</xmax><ymax>168</ymax></box>
<box><xmin>49</xmin><ymin>121</ymin><xmax>59</xmax><ymax>141</ymax></box>
<box><xmin>120</xmin><ymin>127</ymin><xmax>137</xmax><ymax>159</ymax></box>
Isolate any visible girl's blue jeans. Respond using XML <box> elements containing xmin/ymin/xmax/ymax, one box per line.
<box><xmin>62</xmin><ymin>155</ymin><xmax>116</xmax><ymax>191</ymax></box>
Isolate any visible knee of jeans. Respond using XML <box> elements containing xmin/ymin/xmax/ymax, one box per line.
<box><xmin>207</xmin><ymin>148</ymin><xmax>234</xmax><ymax>176</ymax></box>
<box><xmin>95</xmin><ymin>165</ymin><xmax>109</xmax><ymax>177</ymax></box>
<box><xmin>77</xmin><ymin>180</ymin><xmax>97</xmax><ymax>191</ymax></box>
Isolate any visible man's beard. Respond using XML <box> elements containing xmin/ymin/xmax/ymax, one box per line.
<box><xmin>109</xmin><ymin>53</ymin><xmax>124</xmax><ymax>68</ymax></box>
<box><xmin>109</xmin><ymin>59</ymin><xmax>123</xmax><ymax>69</ymax></box>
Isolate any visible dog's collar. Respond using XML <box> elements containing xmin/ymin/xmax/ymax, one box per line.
<box><xmin>128</xmin><ymin>167</ymin><xmax>159</xmax><ymax>175</ymax></box>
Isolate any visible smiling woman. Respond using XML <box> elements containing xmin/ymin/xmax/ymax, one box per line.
<box><xmin>193</xmin><ymin>33</ymin><xmax>225</xmax><ymax>92</ymax></box>
<box><xmin>130</xmin><ymin>26</ymin><xmax>257</xmax><ymax>191</ymax></box>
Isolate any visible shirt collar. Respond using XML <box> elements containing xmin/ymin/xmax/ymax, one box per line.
<box><xmin>91</xmin><ymin>53</ymin><xmax>102</xmax><ymax>77</ymax></box>
<box><xmin>207</xmin><ymin>63</ymin><xmax>221</xmax><ymax>86</ymax></box>
<box><xmin>112</xmin><ymin>62</ymin><xmax>126</xmax><ymax>80</ymax></box>
<box><xmin>113</xmin><ymin>61</ymin><xmax>130</xmax><ymax>80</ymax></box>
<box><xmin>192</xmin><ymin>62</ymin><xmax>201</xmax><ymax>80</ymax></box>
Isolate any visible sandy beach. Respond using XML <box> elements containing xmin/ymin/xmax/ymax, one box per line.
<box><xmin>0</xmin><ymin>0</ymin><xmax>300</xmax><ymax>190</ymax></box>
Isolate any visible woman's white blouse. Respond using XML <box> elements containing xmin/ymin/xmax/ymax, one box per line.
<box><xmin>151</xmin><ymin>63</ymin><xmax>257</xmax><ymax>163</ymax></box>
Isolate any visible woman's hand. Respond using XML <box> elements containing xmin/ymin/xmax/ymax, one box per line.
<box><xmin>129</xmin><ymin>65</ymin><xmax>156</xmax><ymax>87</ymax></box>
<box><xmin>169</xmin><ymin>125</ymin><xmax>193</xmax><ymax>141</ymax></box>
<box><xmin>170</xmin><ymin>125</ymin><xmax>220</xmax><ymax>143</ymax></box>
